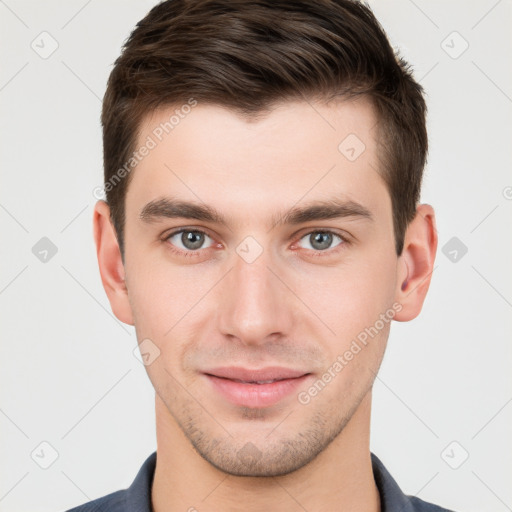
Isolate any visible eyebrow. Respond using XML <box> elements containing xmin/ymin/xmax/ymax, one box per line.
<box><xmin>139</xmin><ymin>196</ymin><xmax>374</xmax><ymax>228</ymax></box>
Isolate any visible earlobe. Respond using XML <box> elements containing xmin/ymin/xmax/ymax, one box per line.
<box><xmin>393</xmin><ymin>204</ymin><xmax>438</xmax><ymax>322</ymax></box>
<box><xmin>93</xmin><ymin>200</ymin><xmax>134</xmax><ymax>326</ymax></box>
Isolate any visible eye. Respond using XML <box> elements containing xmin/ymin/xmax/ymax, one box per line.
<box><xmin>165</xmin><ymin>229</ymin><xmax>215</xmax><ymax>254</ymax></box>
<box><xmin>162</xmin><ymin>227</ymin><xmax>349</xmax><ymax>259</ymax></box>
<box><xmin>296</xmin><ymin>230</ymin><xmax>346</xmax><ymax>253</ymax></box>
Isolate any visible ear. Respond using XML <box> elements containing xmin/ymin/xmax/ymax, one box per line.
<box><xmin>393</xmin><ymin>203</ymin><xmax>438</xmax><ymax>322</ymax></box>
<box><xmin>93</xmin><ymin>200</ymin><xmax>134</xmax><ymax>325</ymax></box>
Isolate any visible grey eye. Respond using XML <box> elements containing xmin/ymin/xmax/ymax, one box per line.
<box><xmin>168</xmin><ymin>230</ymin><xmax>213</xmax><ymax>251</ymax></box>
<box><xmin>299</xmin><ymin>232</ymin><xmax>343</xmax><ymax>251</ymax></box>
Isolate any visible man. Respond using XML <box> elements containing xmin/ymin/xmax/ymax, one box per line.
<box><xmin>68</xmin><ymin>0</ymin><xmax>455</xmax><ymax>510</ymax></box>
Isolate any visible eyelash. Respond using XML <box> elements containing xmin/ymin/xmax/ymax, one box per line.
<box><xmin>162</xmin><ymin>228</ymin><xmax>351</xmax><ymax>259</ymax></box>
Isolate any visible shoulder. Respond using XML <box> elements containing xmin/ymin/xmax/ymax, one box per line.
<box><xmin>64</xmin><ymin>489</ymin><xmax>127</xmax><ymax>512</ymax></box>
<box><xmin>370</xmin><ymin>452</ymin><xmax>457</xmax><ymax>512</ymax></box>
<box><xmin>64</xmin><ymin>451</ymin><xmax>157</xmax><ymax>512</ymax></box>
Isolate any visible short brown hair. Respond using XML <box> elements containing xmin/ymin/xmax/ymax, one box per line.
<box><xmin>101</xmin><ymin>0</ymin><xmax>427</xmax><ymax>260</ymax></box>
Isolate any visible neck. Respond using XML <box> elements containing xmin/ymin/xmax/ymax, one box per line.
<box><xmin>151</xmin><ymin>390</ymin><xmax>380</xmax><ymax>512</ymax></box>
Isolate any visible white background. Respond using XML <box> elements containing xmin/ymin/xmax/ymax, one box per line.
<box><xmin>1</xmin><ymin>1</ymin><xmax>511</xmax><ymax>511</ymax></box>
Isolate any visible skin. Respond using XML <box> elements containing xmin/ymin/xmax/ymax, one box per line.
<box><xmin>93</xmin><ymin>97</ymin><xmax>437</xmax><ymax>512</ymax></box>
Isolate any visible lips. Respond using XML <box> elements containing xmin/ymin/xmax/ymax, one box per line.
<box><xmin>204</xmin><ymin>366</ymin><xmax>309</xmax><ymax>382</ymax></box>
<box><xmin>203</xmin><ymin>366</ymin><xmax>312</xmax><ymax>408</ymax></box>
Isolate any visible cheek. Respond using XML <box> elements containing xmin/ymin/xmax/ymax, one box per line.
<box><xmin>127</xmin><ymin>262</ymin><xmax>204</xmax><ymax>390</ymax></box>
<box><xmin>292</xmin><ymin>250</ymin><xmax>397</xmax><ymax>340</ymax></box>
<box><xmin>126</xmin><ymin>254</ymin><xmax>217</xmax><ymax>345</ymax></box>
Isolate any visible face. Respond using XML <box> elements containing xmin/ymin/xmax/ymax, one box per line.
<box><xmin>120</xmin><ymin>98</ymin><xmax>401</xmax><ymax>476</ymax></box>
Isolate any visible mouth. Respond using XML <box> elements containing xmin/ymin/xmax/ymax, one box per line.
<box><xmin>202</xmin><ymin>367</ymin><xmax>312</xmax><ymax>408</ymax></box>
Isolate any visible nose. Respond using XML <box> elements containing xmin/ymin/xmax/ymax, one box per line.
<box><xmin>217</xmin><ymin>242</ymin><xmax>295</xmax><ymax>347</ymax></box>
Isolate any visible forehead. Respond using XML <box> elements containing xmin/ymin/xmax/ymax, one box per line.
<box><xmin>125</xmin><ymin>98</ymin><xmax>390</xmax><ymax>228</ymax></box>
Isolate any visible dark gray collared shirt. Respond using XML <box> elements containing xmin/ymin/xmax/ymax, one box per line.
<box><xmin>65</xmin><ymin>451</ymin><xmax>455</xmax><ymax>511</ymax></box>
